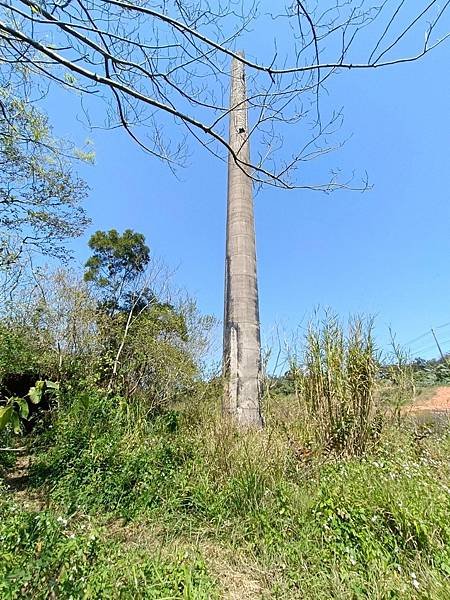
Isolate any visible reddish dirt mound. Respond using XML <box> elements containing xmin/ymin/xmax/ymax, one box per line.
<box><xmin>408</xmin><ymin>386</ymin><xmax>450</xmax><ymax>414</ymax></box>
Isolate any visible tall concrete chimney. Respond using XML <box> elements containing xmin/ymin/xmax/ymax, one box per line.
<box><xmin>223</xmin><ymin>52</ymin><xmax>263</xmax><ymax>428</ymax></box>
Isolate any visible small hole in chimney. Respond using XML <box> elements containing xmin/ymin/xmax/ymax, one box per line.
<box><xmin>238</xmin><ymin>127</ymin><xmax>245</xmax><ymax>133</ymax></box>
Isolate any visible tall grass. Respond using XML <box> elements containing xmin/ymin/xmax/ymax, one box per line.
<box><xmin>290</xmin><ymin>312</ymin><xmax>379</xmax><ymax>454</ymax></box>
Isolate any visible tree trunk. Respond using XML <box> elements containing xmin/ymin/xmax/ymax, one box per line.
<box><xmin>222</xmin><ymin>52</ymin><xmax>263</xmax><ymax>428</ymax></box>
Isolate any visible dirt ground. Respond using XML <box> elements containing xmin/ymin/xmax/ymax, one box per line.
<box><xmin>407</xmin><ymin>386</ymin><xmax>450</xmax><ymax>414</ymax></box>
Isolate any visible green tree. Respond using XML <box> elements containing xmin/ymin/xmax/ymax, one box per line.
<box><xmin>84</xmin><ymin>229</ymin><xmax>150</xmax><ymax>313</ymax></box>
<box><xmin>84</xmin><ymin>229</ymin><xmax>193</xmax><ymax>398</ymax></box>
<box><xmin>0</xmin><ymin>89</ymin><xmax>90</xmax><ymax>270</ymax></box>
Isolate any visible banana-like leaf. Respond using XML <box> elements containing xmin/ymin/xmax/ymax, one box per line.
<box><xmin>28</xmin><ymin>380</ymin><xmax>59</xmax><ymax>404</ymax></box>
<box><xmin>28</xmin><ymin>381</ymin><xmax>45</xmax><ymax>404</ymax></box>
<box><xmin>28</xmin><ymin>386</ymin><xmax>41</xmax><ymax>404</ymax></box>
<box><xmin>16</xmin><ymin>397</ymin><xmax>30</xmax><ymax>419</ymax></box>
<box><xmin>10</xmin><ymin>411</ymin><xmax>21</xmax><ymax>434</ymax></box>
<box><xmin>0</xmin><ymin>405</ymin><xmax>13</xmax><ymax>431</ymax></box>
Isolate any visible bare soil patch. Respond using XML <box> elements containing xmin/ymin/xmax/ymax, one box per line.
<box><xmin>406</xmin><ymin>386</ymin><xmax>450</xmax><ymax>415</ymax></box>
<box><xmin>3</xmin><ymin>452</ymin><xmax>46</xmax><ymax>511</ymax></box>
<box><xmin>404</xmin><ymin>386</ymin><xmax>450</xmax><ymax>427</ymax></box>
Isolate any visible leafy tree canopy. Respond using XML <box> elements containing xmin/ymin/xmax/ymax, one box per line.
<box><xmin>0</xmin><ymin>88</ymin><xmax>91</xmax><ymax>271</ymax></box>
<box><xmin>84</xmin><ymin>229</ymin><xmax>150</xmax><ymax>312</ymax></box>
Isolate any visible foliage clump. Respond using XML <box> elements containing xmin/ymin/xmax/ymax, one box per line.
<box><xmin>84</xmin><ymin>229</ymin><xmax>150</xmax><ymax>313</ymax></box>
<box><xmin>21</xmin><ymin>386</ymin><xmax>450</xmax><ymax>599</ymax></box>
<box><xmin>412</xmin><ymin>357</ymin><xmax>450</xmax><ymax>387</ymax></box>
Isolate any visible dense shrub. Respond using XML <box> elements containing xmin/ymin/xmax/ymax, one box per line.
<box><xmin>3</xmin><ymin>292</ymin><xmax>450</xmax><ymax>598</ymax></box>
<box><xmin>412</xmin><ymin>358</ymin><xmax>450</xmax><ymax>387</ymax></box>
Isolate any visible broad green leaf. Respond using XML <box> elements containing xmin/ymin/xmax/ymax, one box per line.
<box><xmin>29</xmin><ymin>380</ymin><xmax>46</xmax><ymax>404</ymax></box>
<box><xmin>0</xmin><ymin>405</ymin><xmax>13</xmax><ymax>430</ymax></box>
<box><xmin>28</xmin><ymin>386</ymin><xmax>42</xmax><ymax>404</ymax></box>
<box><xmin>16</xmin><ymin>397</ymin><xmax>30</xmax><ymax>419</ymax></box>
<box><xmin>45</xmin><ymin>380</ymin><xmax>60</xmax><ymax>391</ymax></box>
<box><xmin>10</xmin><ymin>411</ymin><xmax>21</xmax><ymax>434</ymax></box>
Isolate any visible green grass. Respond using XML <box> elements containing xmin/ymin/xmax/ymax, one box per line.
<box><xmin>0</xmin><ymin>496</ymin><xmax>217</xmax><ymax>599</ymax></box>
<box><xmin>2</xmin><ymin>390</ymin><xmax>445</xmax><ymax>598</ymax></box>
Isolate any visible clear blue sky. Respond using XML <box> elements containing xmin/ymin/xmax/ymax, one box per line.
<box><xmin>43</xmin><ymin>16</ymin><xmax>450</xmax><ymax>364</ymax></box>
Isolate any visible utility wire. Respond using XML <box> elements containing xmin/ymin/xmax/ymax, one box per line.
<box><xmin>405</xmin><ymin>331</ymin><xmax>430</xmax><ymax>345</ymax></box>
<box><xmin>404</xmin><ymin>321</ymin><xmax>450</xmax><ymax>347</ymax></box>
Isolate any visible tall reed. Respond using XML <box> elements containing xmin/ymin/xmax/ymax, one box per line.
<box><xmin>294</xmin><ymin>312</ymin><xmax>379</xmax><ymax>455</ymax></box>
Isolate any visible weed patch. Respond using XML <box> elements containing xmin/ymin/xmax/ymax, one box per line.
<box><xmin>0</xmin><ymin>498</ymin><xmax>217</xmax><ymax>599</ymax></box>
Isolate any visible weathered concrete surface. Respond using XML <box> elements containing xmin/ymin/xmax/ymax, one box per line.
<box><xmin>223</xmin><ymin>53</ymin><xmax>263</xmax><ymax>428</ymax></box>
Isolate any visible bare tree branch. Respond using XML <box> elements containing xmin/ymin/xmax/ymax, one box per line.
<box><xmin>1</xmin><ymin>0</ymin><xmax>449</xmax><ymax>188</ymax></box>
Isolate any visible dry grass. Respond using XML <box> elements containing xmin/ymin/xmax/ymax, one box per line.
<box><xmin>103</xmin><ymin>517</ymin><xmax>267</xmax><ymax>599</ymax></box>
